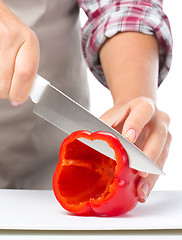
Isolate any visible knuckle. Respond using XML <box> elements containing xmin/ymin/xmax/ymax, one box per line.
<box><xmin>0</xmin><ymin>22</ymin><xmax>38</xmax><ymax>49</ymax></box>
<box><xmin>134</xmin><ymin>97</ymin><xmax>155</xmax><ymax>114</ymax></box>
<box><xmin>29</xmin><ymin>30</ymin><xmax>38</xmax><ymax>40</ymax></box>
<box><xmin>159</xmin><ymin>111</ymin><xmax>170</xmax><ymax>126</ymax></box>
<box><xmin>157</xmin><ymin>125</ymin><xmax>168</xmax><ymax>143</ymax></box>
<box><xmin>26</xmin><ymin>29</ymin><xmax>39</xmax><ymax>46</ymax></box>
<box><xmin>155</xmin><ymin>111</ymin><xmax>170</xmax><ymax>133</ymax></box>
<box><xmin>0</xmin><ymin>24</ymin><xmax>18</xmax><ymax>46</ymax></box>
<box><xmin>18</xmin><ymin>65</ymin><xmax>36</xmax><ymax>80</ymax></box>
<box><xmin>141</xmin><ymin>98</ymin><xmax>155</xmax><ymax>113</ymax></box>
<box><xmin>160</xmin><ymin>124</ymin><xmax>168</xmax><ymax>136</ymax></box>
<box><xmin>0</xmin><ymin>79</ymin><xmax>10</xmax><ymax>95</ymax></box>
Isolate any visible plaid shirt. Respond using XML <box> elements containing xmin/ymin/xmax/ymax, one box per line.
<box><xmin>77</xmin><ymin>0</ymin><xmax>172</xmax><ymax>87</ymax></box>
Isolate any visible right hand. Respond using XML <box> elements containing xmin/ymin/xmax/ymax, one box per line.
<box><xmin>0</xmin><ymin>0</ymin><xmax>39</xmax><ymax>106</ymax></box>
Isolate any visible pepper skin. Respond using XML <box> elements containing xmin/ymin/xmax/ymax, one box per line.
<box><xmin>53</xmin><ymin>131</ymin><xmax>139</xmax><ymax>216</ymax></box>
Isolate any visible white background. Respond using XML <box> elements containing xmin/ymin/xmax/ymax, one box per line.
<box><xmin>80</xmin><ymin>0</ymin><xmax>182</xmax><ymax>191</ymax></box>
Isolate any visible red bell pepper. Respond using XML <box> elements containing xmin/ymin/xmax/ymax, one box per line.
<box><xmin>53</xmin><ymin>131</ymin><xmax>139</xmax><ymax>216</ymax></box>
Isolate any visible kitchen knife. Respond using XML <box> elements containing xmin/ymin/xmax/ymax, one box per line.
<box><xmin>30</xmin><ymin>75</ymin><xmax>164</xmax><ymax>175</ymax></box>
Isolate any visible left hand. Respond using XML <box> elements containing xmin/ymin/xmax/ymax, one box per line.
<box><xmin>100</xmin><ymin>96</ymin><xmax>171</xmax><ymax>203</ymax></box>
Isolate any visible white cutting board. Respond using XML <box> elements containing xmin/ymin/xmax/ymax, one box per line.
<box><xmin>0</xmin><ymin>189</ymin><xmax>181</xmax><ymax>230</ymax></box>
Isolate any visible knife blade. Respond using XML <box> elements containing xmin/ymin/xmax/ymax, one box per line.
<box><xmin>30</xmin><ymin>75</ymin><xmax>164</xmax><ymax>175</ymax></box>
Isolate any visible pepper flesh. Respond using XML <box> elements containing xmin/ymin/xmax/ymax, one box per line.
<box><xmin>53</xmin><ymin>131</ymin><xmax>139</xmax><ymax>216</ymax></box>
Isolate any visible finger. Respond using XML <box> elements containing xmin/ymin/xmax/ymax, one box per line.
<box><xmin>154</xmin><ymin>132</ymin><xmax>172</xmax><ymax>170</ymax></box>
<box><xmin>122</xmin><ymin>97</ymin><xmax>155</xmax><ymax>143</ymax></box>
<box><xmin>100</xmin><ymin>104</ymin><xmax>129</xmax><ymax>133</ymax></box>
<box><xmin>143</xmin><ymin>111</ymin><xmax>170</xmax><ymax>160</ymax></box>
<box><xmin>137</xmin><ymin>132</ymin><xmax>172</xmax><ymax>203</ymax></box>
<box><xmin>0</xmin><ymin>50</ymin><xmax>15</xmax><ymax>98</ymax></box>
<box><xmin>138</xmin><ymin>111</ymin><xmax>170</xmax><ymax>177</ymax></box>
<box><xmin>9</xmin><ymin>33</ymin><xmax>39</xmax><ymax>105</ymax></box>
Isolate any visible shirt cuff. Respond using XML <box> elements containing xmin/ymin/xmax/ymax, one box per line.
<box><xmin>81</xmin><ymin>2</ymin><xmax>172</xmax><ymax>87</ymax></box>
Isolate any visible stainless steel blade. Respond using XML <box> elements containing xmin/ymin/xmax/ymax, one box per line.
<box><xmin>33</xmin><ymin>84</ymin><xmax>164</xmax><ymax>175</ymax></box>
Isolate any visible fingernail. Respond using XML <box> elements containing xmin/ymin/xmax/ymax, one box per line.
<box><xmin>11</xmin><ymin>101</ymin><xmax>20</xmax><ymax>106</ymax></box>
<box><xmin>125</xmin><ymin>129</ymin><xmax>136</xmax><ymax>142</ymax></box>
<box><xmin>141</xmin><ymin>183</ymin><xmax>149</xmax><ymax>200</ymax></box>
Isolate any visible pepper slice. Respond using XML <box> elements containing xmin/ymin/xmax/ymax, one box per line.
<box><xmin>53</xmin><ymin>131</ymin><xmax>139</xmax><ymax>216</ymax></box>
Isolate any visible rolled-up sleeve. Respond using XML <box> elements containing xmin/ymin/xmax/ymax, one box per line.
<box><xmin>77</xmin><ymin>0</ymin><xmax>172</xmax><ymax>87</ymax></box>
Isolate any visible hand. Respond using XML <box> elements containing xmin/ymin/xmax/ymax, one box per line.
<box><xmin>100</xmin><ymin>97</ymin><xmax>171</xmax><ymax>203</ymax></box>
<box><xmin>0</xmin><ymin>1</ymin><xmax>39</xmax><ymax>105</ymax></box>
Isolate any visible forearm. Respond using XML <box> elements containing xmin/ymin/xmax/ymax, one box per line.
<box><xmin>99</xmin><ymin>32</ymin><xmax>159</xmax><ymax>105</ymax></box>
<box><xmin>99</xmin><ymin>32</ymin><xmax>171</xmax><ymax>204</ymax></box>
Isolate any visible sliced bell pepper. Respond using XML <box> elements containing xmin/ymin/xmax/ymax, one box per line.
<box><xmin>53</xmin><ymin>130</ymin><xmax>139</xmax><ymax>216</ymax></box>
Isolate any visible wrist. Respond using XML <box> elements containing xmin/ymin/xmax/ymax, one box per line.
<box><xmin>113</xmin><ymin>84</ymin><xmax>157</xmax><ymax>107</ymax></box>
